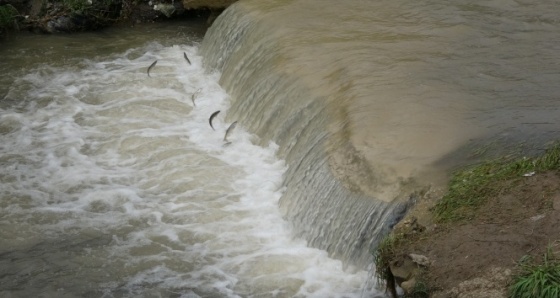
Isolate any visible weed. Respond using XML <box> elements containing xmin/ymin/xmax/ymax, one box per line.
<box><xmin>509</xmin><ymin>247</ymin><xmax>560</xmax><ymax>298</ymax></box>
<box><xmin>0</xmin><ymin>4</ymin><xmax>18</xmax><ymax>30</ymax></box>
<box><xmin>434</xmin><ymin>144</ymin><xmax>560</xmax><ymax>223</ymax></box>
<box><xmin>407</xmin><ymin>278</ymin><xmax>430</xmax><ymax>298</ymax></box>
<box><xmin>373</xmin><ymin>233</ymin><xmax>404</xmax><ymax>283</ymax></box>
<box><xmin>372</xmin><ymin>233</ymin><xmax>407</xmax><ymax>298</ymax></box>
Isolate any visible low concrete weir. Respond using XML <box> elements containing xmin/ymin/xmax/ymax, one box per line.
<box><xmin>201</xmin><ymin>2</ymin><xmax>413</xmax><ymax>267</ymax></box>
<box><xmin>201</xmin><ymin>0</ymin><xmax>560</xmax><ymax>267</ymax></box>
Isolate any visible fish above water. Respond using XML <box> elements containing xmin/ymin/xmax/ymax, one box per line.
<box><xmin>147</xmin><ymin>60</ymin><xmax>157</xmax><ymax>77</ymax></box>
<box><xmin>209</xmin><ymin>110</ymin><xmax>220</xmax><ymax>130</ymax></box>
<box><xmin>184</xmin><ymin>52</ymin><xmax>191</xmax><ymax>65</ymax></box>
<box><xmin>191</xmin><ymin>88</ymin><xmax>201</xmax><ymax>107</ymax></box>
<box><xmin>224</xmin><ymin>121</ymin><xmax>238</xmax><ymax>143</ymax></box>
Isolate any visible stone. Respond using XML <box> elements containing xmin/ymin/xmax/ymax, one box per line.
<box><xmin>552</xmin><ymin>192</ymin><xmax>560</xmax><ymax>210</ymax></box>
<box><xmin>409</xmin><ymin>253</ymin><xmax>430</xmax><ymax>267</ymax></box>
<box><xmin>182</xmin><ymin>0</ymin><xmax>238</xmax><ymax>10</ymax></box>
<box><xmin>390</xmin><ymin>256</ymin><xmax>416</xmax><ymax>281</ymax></box>
<box><xmin>401</xmin><ymin>277</ymin><xmax>417</xmax><ymax>293</ymax></box>
<box><xmin>153</xmin><ymin>3</ymin><xmax>175</xmax><ymax>17</ymax></box>
<box><xmin>395</xmin><ymin>216</ymin><xmax>426</xmax><ymax>236</ymax></box>
<box><xmin>389</xmin><ymin>253</ymin><xmax>431</xmax><ymax>296</ymax></box>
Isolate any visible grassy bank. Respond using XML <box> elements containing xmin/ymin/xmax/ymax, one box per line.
<box><xmin>434</xmin><ymin>144</ymin><xmax>560</xmax><ymax>223</ymax></box>
<box><xmin>374</xmin><ymin>143</ymin><xmax>560</xmax><ymax>297</ymax></box>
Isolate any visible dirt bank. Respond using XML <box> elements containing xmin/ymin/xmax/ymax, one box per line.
<box><xmin>379</xmin><ymin>147</ymin><xmax>560</xmax><ymax>297</ymax></box>
<box><xmin>0</xmin><ymin>0</ymin><xmax>237</xmax><ymax>36</ymax></box>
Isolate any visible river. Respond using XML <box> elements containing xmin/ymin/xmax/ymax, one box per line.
<box><xmin>0</xmin><ymin>22</ymin><xmax>378</xmax><ymax>297</ymax></box>
<box><xmin>2</xmin><ymin>0</ymin><xmax>560</xmax><ymax>297</ymax></box>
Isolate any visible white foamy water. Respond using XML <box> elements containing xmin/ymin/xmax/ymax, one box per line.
<box><xmin>0</xmin><ymin>42</ymin><xmax>381</xmax><ymax>297</ymax></box>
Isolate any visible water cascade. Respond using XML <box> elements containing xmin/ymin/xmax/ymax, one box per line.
<box><xmin>0</xmin><ymin>26</ymin><xmax>380</xmax><ymax>296</ymax></box>
<box><xmin>201</xmin><ymin>2</ymin><xmax>412</xmax><ymax>267</ymax></box>
<box><xmin>2</xmin><ymin>0</ymin><xmax>560</xmax><ymax>296</ymax></box>
<box><xmin>200</xmin><ymin>0</ymin><xmax>560</xmax><ymax>267</ymax></box>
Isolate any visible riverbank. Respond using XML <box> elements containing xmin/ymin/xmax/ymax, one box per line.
<box><xmin>376</xmin><ymin>144</ymin><xmax>560</xmax><ymax>297</ymax></box>
<box><xmin>0</xmin><ymin>0</ymin><xmax>236</xmax><ymax>37</ymax></box>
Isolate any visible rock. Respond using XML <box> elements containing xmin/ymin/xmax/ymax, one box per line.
<box><xmin>401</xmin><ymin>277</ymin><xmax>417</xmax><ymax>293</ymax></box>
<box><xmin>47</xmin><ymin>15</ymin><xmax>74</xmax><ymax>32</ymax></box>
<box><xmin>390</xmin><ymin>256</ymin><xmax>417</xmax><ymax>281</ymax></box>
<box><xmin>389</xmin><ymin>253</ymin><xmax>430</xmax><ymax>296</ymax></box>
<box><xmin>396</xmin><ymin>216</ymin><xmax>426</xmax><ymax>235</ymax></box>
<box><xmin>182</xmin><ymin>0</ymin><xmax>238</xmax><ymax>9</ymax></box>
<box><xmin>530</xmin><ymin>214</ymin><xmax>545</xmax><ymax>221</ymax></box>
<box><xmin>153</xmin><ymin>3</ymin><xmax>176</xmax><ymax>17</ymax></box>
<box><xmin>28</xmin><ymin>0</ymin><xmax>44</xmax><ymax>17</ymax></box>
<box><xmin>553</xmin><ymin>192</ymin><xmax>560</xmax><ymax>210</ymax></box>
<box><xmin>410</xmin><ymin>253</ymin><xmax>431</xmax><ymax>267</ymax></box>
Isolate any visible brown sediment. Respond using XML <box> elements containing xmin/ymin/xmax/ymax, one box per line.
<box><xmin>383</xmin><ymin>170</ymin><xmax>560</xmax><ymax>297</ymax></box>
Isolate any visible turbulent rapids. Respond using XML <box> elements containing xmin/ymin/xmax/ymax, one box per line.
<box><xmin>0</xmin><ymin>27</ymin><xmax>380</xmax><ymax>297</ymax></box>
<box><xmin>2</xmin><ymin>0</ymin><xmax>560</xmax><ymax>296</ymax></box>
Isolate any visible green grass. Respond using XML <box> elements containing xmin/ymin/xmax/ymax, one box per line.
<box><xmin>0</xmin><ymin>4</ymin><xmax>18</xmax><ymax>30</ymax></box>
<box><xmin>372</xmin><ymin>233</ymin><xmax>403</xmax><ymax>298</ymax></box>
<box><xmin>434</xmin><ymin>144</ymin><xmax>560</xmax><ymax>223</ymax></box>
<box><xmin>373</xmin><ymin>232</ymin><xmax>431</xmax><ymax>297</ymax></box>
<box><xmin>509</xmin><ymin>247</ymin><xmax>560</xmax><ymax>298</ymax></box>
<box><xmin>407</xmin><ymin>278</ymin><xmax>430</xmax><ymax>298</ymax></box>
<box><xmin>373</xmin><ymin>232</ymin><xmax>404</xmax><ymax>284</ymax></box>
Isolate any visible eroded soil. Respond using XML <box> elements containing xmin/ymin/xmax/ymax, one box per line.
<box><xmin>400</xmin><ymin>171</ymin><xmax>560</xmax><ymax>297</ymax></box>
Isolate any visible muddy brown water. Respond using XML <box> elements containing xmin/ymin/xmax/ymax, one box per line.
<box><xmin>1</xmin><ymin>0</ymin><xmax>560</xmax><ymax>296</ymax></box>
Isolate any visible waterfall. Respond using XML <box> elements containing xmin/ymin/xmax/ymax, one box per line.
<box><xmin>200</xmin><ymin>2</ymin><xmax>411</xmax><ymax>267</ymax></box>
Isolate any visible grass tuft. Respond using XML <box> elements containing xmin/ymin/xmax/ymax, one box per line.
<box><xmin>373</xmin><ymin>233</ymin><xmax>404</xmax><ymax>284</ymax></box>
<box><xmin>509</xmin><ymin>247</ymin><xmax>560</xmax><ymax>298</ymax></box>
<box><xmin>408</xmin><ymin>278</ymin><xmax>430</xmax><ymax>298</ymax></box>
<box><xmin>434</xmin><ymin>144</ymin><xmax>560</xmax><ymax>223</ymax></box>
<box><xmin>0</xmin><ymin>4</ymin><xmax>18</xmax><ymax>30</ymax></box>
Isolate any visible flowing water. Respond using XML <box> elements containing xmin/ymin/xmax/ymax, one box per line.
<box><xmin>200</xmin><ymin>0</ymin><xmax>560</xmax><ymax>271</ymax></box>
<box><xmin>0</xmin><ymin>23</ymin><xmax>378</xmax><ymax>297</ymax></box>
<box><xmin>2</xmin><ymin>0</ymin><xmax>560</xmax><ymax>297</ymax></box>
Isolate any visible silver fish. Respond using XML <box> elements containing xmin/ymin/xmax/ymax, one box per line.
<box><xmin>147</xmin><ymin>60</ymin><xmax>157</xmax><ymax>77</ymax></box>
<box><xmin>184</xmin><ymin>52</ymin><xmax>191</xmax><ymax>65</ymax></box>
<box><xmin>209</xmin><ymin>110</ymin><xmax>220</xmax><ymax>130</ymax></box>
<box><xmin>223</xmin><ymin>121</ymin><xmax>238</xmax><ymax>142</ymax></box>
<box><xmin>191</xmin><ymin>88</ymin><xmax>201</xmax><ymax>107</ymax></box>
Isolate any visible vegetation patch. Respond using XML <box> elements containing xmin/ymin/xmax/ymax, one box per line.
<box><xmin>509</xmin><ymin>246</ymin><xmax>560</xmax><ymax>298</ymax></box>
<box><xmin>373</xmin><ymin>218</ymin><xmax>429</xmax><ymax>298</ymax></box>
<box><xmin>406</xmin><ymin>277</ymin><xmax>429</xmax><ymax>298</ymax></box>
<box><xmin>373</xmin><ymin>233</ymin><xmax>403</xmax><ymax>298</ymax></box>
<box><xmin>0</xmin><ymin>4</ymin><xmax>19</xmax><ymax>31</ymax></box>
<box><xmin>373</xmin><ymin>233</ymin><xmax>405</xmax><ymax>282</ymax></box>
<box><xmin>433</xmin><ymin>144</ymin><xmax>560</xmax><ymax>223</ymax></box>
<box><xmin>373</xmin><ymin>143</ymin><xmax>560</xmax><ymax>297</ymax></box>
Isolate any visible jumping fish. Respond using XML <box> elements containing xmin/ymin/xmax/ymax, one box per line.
<box><xmin>184</xmin><ymin>52</ymin><xmax>191</xmax><ymax>65</ymax></box>
<box><xmin>147</xmin><ymin>60</ymin><xmax>157</xmax><ymax>77</ymax></box>
<box><xmin>191</xmin><ymin>88</ymin><xmax>201</xmax><ymax>107</ymax></box>
<box><xmin>223</xmin><ymin>121</ymin><xmax>238</xmax><ymax>143</ymax></box>
<box><xmin>209</xmin><ymin>110</ymin><xmax>220</xmax><ymax>130</ymax></box>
